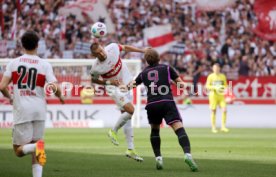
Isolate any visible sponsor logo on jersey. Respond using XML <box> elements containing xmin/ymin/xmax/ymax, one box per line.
<box><xmin>101</xmin><ymin>58</ymin><xmax>122</xmax><ymax>79</ymax></box>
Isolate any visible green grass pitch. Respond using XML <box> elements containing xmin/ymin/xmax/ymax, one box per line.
<box><xmin>0</xmin><ymin>128</ymin><xmax>276</xmax><ymax>177</ymax></box>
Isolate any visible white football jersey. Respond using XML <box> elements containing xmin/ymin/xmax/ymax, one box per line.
<box><xmin>90</xmin><ymin>43</ymin><xmax>132</xmax><ymax>85</ymax></box>
<box><xmin>4</xmin><ymin>54</ymin><xmax>57</xmax><ymax>124</ymax></box>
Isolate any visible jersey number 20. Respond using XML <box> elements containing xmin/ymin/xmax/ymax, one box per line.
<box><xmin>17</xmin><ymin>65</ymin><xmax>38</xmax><ymax>90</ymax></box>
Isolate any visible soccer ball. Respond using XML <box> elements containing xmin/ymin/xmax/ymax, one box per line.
<box><xmin>91</xmin><ymin>22</ymin><xmax>107</xmax><ymax>38</ymax></box>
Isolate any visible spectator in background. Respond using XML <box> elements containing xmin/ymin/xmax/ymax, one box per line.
<box><xmin>1</xmin><ymin>0</ymin><xmax>276</xmax><ymax>78</ymax></box>
<box><xmin>221</xmin><ymin>38</ymin><xmax>232</xmax><ymax>60</ymax></box>
<box><xmin>192</xmin><ymin>56</ymin><xmax>203</xmax><ymax>95</ymax></box>
<box><xmin>239</xmin><ymin>55</ymin><xmax>250</xmax><ymax>76</ymax></box>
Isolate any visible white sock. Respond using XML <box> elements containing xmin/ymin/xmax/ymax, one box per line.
<box><xmin>156</xmin><ymin>156</ymin><xmax>163</xmax><ymax>161</ymax></box>
<box><xmin>185</xmin><ymin>153</ymin><xmax>192</xmax><ymax>157</ymax></box>
<box><xmin>22</xmin><ymin>144</ymin><xmax>36</xmax><ymax>155</ymax></box>
<box><xmin>123</xmin><ymin>120</ymin><xmax>134</xmax><ymax>150</ymax></box>
<box><xmin>113</xmin><ymin>112</ymin><xmax>132</xmax><ymax>132</ymax></box>
<box><xmin>32</xmin><ymin>164</ymin><xmax>43</xmax><ymax>177</ymax></box>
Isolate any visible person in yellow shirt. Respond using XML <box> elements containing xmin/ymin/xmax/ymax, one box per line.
<box><xmin>206</xmin><ymin>63</ymin><xmax>229</xmax><ymax>133</ymax></box>
<box><xmin>80</xmin><ymin>87</ymin><xmax>94</xmax><ymax>104</ymax></box>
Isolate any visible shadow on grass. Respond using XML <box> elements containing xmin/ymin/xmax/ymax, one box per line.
<box><xmin>0</xmin><ymin>148</ymin><xmax>275</xmax><ymax>177</ymax></box>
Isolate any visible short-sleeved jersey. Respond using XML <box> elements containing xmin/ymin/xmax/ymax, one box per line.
<box><xmin>206</xmin><ymin>73</ymin><xmax>227</xmax><ymax>96</ymax></box>
<box><xmin>4</xmin><ymin>54</ymin><xmax>57</xmax><ymax>124</ymax></box>
<box><xmin>135</xmin><ymin>64</ymin><xmax>179</xmax><ymax>104</ymax></box>
<box><xmin>90</xmin><ymin>43</ymin><xmax>132</xmax><ymax>85</ymax></box>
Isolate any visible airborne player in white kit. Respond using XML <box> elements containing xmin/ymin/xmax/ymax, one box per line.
<box><xmin>0</xmin><ymin>31</ymin><xmax>64</xmax><ymax>177</ymax></box>
<box><xmin>90</xmin><ymin>42</ymin><xmax>146</xmax><ymax>162</ymax></box>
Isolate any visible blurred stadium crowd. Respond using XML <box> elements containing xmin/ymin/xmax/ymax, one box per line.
<box><xmin>1</xmin><ymin>0</ymin><xmax>276</xmax><ymax>79</ymax></box>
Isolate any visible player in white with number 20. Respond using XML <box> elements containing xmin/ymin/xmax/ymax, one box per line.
<box><xmin>0</xmin><ymin>31</ymin><xmax>64</xmax><ymax>177</ymax></box>
<box><xmin>90</xmin><ymin>42</ymin><xmax>146</xmax><ymax>162</ymax></box>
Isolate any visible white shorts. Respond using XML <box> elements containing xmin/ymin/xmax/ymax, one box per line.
<box><xmin>12</xmin><ymin>121</ymin><xmax>45</xmax><ymax>145</ymax></box>
<box><xmin>107</xmin><ymin>86</ymin><xmax>133</xmax><ymax>110</ymax></box>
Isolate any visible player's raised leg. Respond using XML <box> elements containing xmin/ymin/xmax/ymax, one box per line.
<box><xmin>107</xmin><ymin>97</ymin><xmax>143</xmax><ymax>161</ymax></box>
<box><xmin>108</xmin><ymin>102</ymin><xmax>134</xmax><ymax>145</ymax></box>
<box><xmin>14</xmin><ymin>140</ymin><xmax>46</xmax><ymax>166</ymax></box>
<box><xmin>108</xmin><ymin>115</ymin><xmax>131</xmax><ymax>146</ymax></box>
<box><xmin>171</xmin><ymin>121</ymin><xmax>198</xmax><ymax>172</ymax></box>
<box><xmin>32</xmin><ymin>121</ymin><xmax>47</xmax><ymax>177</ymax></box>
<box><xmin>12</xmin><ymin>122</ymin><xmax>46</xmax><ymax>177</ymax></box>
<box><xmin>14</xmin><ymin>142</ymin><xmax>44</xmax><ymax>177</ymax></box>
<box><xmin>33</xmin><ymin>121</ymin><xmax>47</xmax><ymax>166</ymax></box>
<box><xmin>150</xmin><ymin>124</ymin><xmax>163</xmax><ymax>170</ymax></box>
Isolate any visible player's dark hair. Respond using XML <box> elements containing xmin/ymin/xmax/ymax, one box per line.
<box><xmin>21</xmin><ymin>31</ymin><xmax>39</xmax><ymax>51</ymax></box>
<box><xmin>90</xmin><ymin>42</ymin><xmax>100</xmax><ymax>53</ymax></box>
<box><xmin>145</xmin><ymin>49</ymin><xmax>160</xmax><ymax>66</ymax></box>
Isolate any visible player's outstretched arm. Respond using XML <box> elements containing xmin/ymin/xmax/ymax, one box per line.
<box><xmin>120</xmin><ymin>44</ymin><xmax>148</xmax><ymax>53</ymax></box>
<box><xmin>0</xmin><ymin>76</ymin><xmax>13</xmax><ymax>104</ymax></box>
<box><xmin>127</xmin><ymin>72</ymin><xmax>143</xmax><ymax>89</ymax></box>
<box><xmin>121</xmin><ymin>72</ymin><xmax>143</xmax><ymax>92</ymax></box>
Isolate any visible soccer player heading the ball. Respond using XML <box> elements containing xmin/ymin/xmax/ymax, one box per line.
<box><xmin>0</xmin><ymin>31</ymin><xmax>64</xmax><ymax>177</ymax></box>
<box><xmin>128</xmin><ymin>49</ymin><xmax>198</xmax><ymax>171</ymax></box>
<box><xmin>206</xmin><ymin>63</ymin><xmax>229</xmax><ymax>133</ymax></box>
<box><xmin>90</xmin><ymin>42</ymin><xmax>147</xmax><ymax>162</ymax></box>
